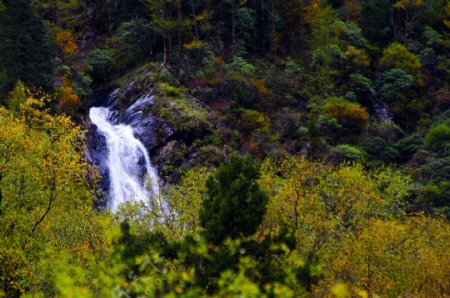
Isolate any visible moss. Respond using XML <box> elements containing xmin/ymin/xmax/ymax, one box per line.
<box><xmin>153</xmin><ymin>82</ymin><xmax>210</xmax><ymax>133</ymax></box>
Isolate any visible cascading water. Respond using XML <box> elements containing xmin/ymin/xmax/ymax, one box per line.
<box><xmin>89</xmin><ymin>105</ymin><xmax>160</xmax><ymax>212</ymax></box>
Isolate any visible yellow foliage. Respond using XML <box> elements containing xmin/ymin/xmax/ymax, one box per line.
<box><xmin>331</xmin><ymin>283</ymin><xmax>350</xmax><ymax>297</ymax></box>
<box><xmin>445</xmin><ymin>2</ymin><xmax>450</xmax><ymax>29</ymax></box>
<box><xmin>379</xmin><ymin>42</ymin><xmax>422</xmax><ymax>84</ymax></box>
<box><xmin>345</xmin><ymin>45</ymin><xmax>370</xmax><ymax>66</ymax></box>
<box><xmin>303</xmin><ymin>0</ymin><xmax>320</xmax><ymax>23</ymax></box>
<box><xmin>183</xmin><ymin>39</ymin><xmax>205</xmax><ymax>50</ymax></box>
<box><xmin>0</xmin><ymin>91</ymin><xmax>109</xmax><ymax>296</ymax></box>
<box><xmin>393</xmin><ymin>0</ymin><xmax>424</xmax><ymax>9</ymax></box>
<box><xmin>258</xmin><ymin>157</ymin><xmax>449</xmax><ymax>297</ymax></box>
<box><xmin>250</xmin><ymin>77</ymin><xmax>270</xmax><ymax>95</ymax></box>
<box><xmin>324</xmin><ymin>98</ymin><xmax>369</xmax><ymax>132</ymax></box>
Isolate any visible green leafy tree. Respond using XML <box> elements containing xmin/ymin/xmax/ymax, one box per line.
<box><xmin>200</xmin><ymin>155</ymin><xmax>268</xmax><ymax>244</ymax></box>
<box><xmin>85</xmin><ymin>48</ymin><xmax>116</xmax><ymax>85</ymax></box>
<box><xmin>379</xmin><ymin>68</ymin><xmax>414</xmax><ymax>100</ymax></box>
<box><xmin>0</xmin><ymin>91</ymin><xmax>108</xmax><ymax>296</ymax></box>
<box><xmin>5</xmin><ymin>80</ymin><xmax>28</xmax><ymax>116</ymax></box>
<box><xmin>323</xmin><ymin>97</ymin><xmax>369</xmax><ymax>135</ymax></box>
<box><xmin>424</xmin><ymin>123</ymin><xmax>450</xmax><ymax>151</ymax></box>
<box><xmin>379</xmin><ymin>42</ymin><xmax>423</xmax><ymax>83</ymax></box>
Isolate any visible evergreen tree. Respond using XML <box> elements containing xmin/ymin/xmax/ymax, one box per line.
<box><xmin>200</xmin><ymin>155</ymin><xmax>268</xmax><ymax>244</ymax></box>
<box><xmin>0</xmin><ymin>0</ymin><xmax>53</xmax><ymax>96</ymax></box>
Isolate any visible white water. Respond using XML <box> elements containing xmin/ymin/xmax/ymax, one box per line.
<box><xmin>89</xmin><ymin>107</ymin><xmax>160</xmax><ymax>212</ymax></box>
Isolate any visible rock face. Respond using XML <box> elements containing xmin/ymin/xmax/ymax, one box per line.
<box><xmin>86</xmin><ymin>82</ymin><xmax>174</xmax><ymax>208</ymax></box>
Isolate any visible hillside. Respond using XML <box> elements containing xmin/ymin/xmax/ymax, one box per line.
<box><xmin>0</xmin><ymin>0</ymin><xmax>449</xmax><ymax>297</ymax></box>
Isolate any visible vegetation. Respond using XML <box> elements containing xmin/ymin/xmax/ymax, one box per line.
<box><xmin>0</xmin><ymin>0</ymin><xmax>449</xmax><ymax>297</ymax></box>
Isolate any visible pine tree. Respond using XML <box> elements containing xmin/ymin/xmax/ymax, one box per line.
<box><xmin>0</xmin><ymin>0</ymin><xmax>53</xmax><ymax>96</ymax></box>
<box><xmin>200</xmin><ymin>155</ymin><xmax>268</xmax><ymax>244</ymax></box>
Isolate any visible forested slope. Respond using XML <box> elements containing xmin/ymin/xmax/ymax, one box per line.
<box><xmin>0</xmin><ymin>0</ymin><xmax>449</xmax><ymax>297</ymax></box>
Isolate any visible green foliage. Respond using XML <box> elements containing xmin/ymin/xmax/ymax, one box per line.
<box><xmin>200</xmin><ymin>156</ymin><xmax>268</xmax><ymax>244</ymax></box>
<box><xmin>1</xmin><ymin>1</ymin><xmax>450</xmax><ymax>296</ymax></box>
<box><xmin>85</xmin><ymin>48</ymin><xmax>116</xmax><ymax>85</ymax></box>
<box><xmin>379</xmin><ymin>68</ymin><xmax>414</xmax><ymax>100</ymax></box>
<box><xmin>154</xmin><ymin>82</ymin><xmax>210</xmax><ymax>133</ymax></box>
<box><xmin>423</xmin><ymin>26</ymin><xmax>444</xmax><ymax>47</ymax></box>
<box><xmin>258</xmin><ymin>158</ymin><xmax>450</xmax><ymax>296</ymax></box>
<box><xmin>231</xmin><ymin>56</ymin><xmax>256</xmax><ymax>73</ymax></box>
<box><xmin>416</xmin><ymin>182</ymin><xmax>450</xmax><ymax>219</ymax></box>
<box><xmin>116</xmin><ymin>19</ymin><xmax>159</xmax><ymax>67</ymax></box>
<box><xmin>237</xmin><ymin>108</ymin><xmax>271</xmax><ymax>135</ymax></box>
<box><xmin>235</xmin><ymin>7</ymin><xmax>257</xmax><ymax>54</ymax></box>
<box><xmin>5</xmin><ymin>80</ymin><xmax>27</xmax><ymax>116</ymax></box>
<box><xmin>361</xmin><ymin>136</ymin><xmax>399</xmax><ymax>162</ymax></box>
<box><xmin>379</xmin><ymin>42</ymin><xmax>422</xmax><ymax>83</ymax></box>
<box><xmin>424</xmin><ymin>123</ymin><xmax>450</xmax><ymax>151</ymax></box>
<box><xmin>361</xmin><ymin>0</ymin><xmax>391</xmax><ymax>43</ymax></box>
<box><xmin>329</xmin><ymin>144</ymin><xmax>366</xmax><ymax>162</ymax></box>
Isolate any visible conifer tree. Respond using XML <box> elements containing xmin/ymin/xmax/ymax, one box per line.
<box><xmin>0</xmin><ymin>0</ymin><xmax>53</xmax><ymax>95</ymax></box>
<box><xmin>200</xmin><ymin>155</ymin><xmax>268</xmax><ymax>244</ymax></box>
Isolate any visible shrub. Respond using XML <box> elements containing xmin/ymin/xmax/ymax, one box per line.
<box><xmin>424</xmin><ymin>123</ymin><xmax>450</xmax><ymax>151</ymax></box>
<box><xmin>329</xmin><ymin>144</ymin><xmax>366</xmax><ymax>162</ymax></box>
<box><xmin>379</xmin><ymin>68</ymin><xmax>414</xmax><ymax>101</ymax></box>
<box><xmin>315</xmin><ymin>114</ymin><xmax>342</xmax><ymax>139</ymax></box>
<box><xmin>379</xmin><ymin>42</ymin><xmax>422</xmax><ymax>83</ymax></box>
<box><xmin>361</xmin><ymin>136</ymin><xmax>399</xmax><ymax>162</ymax></box>
<box><xmin>324</xmin><ymin>97</ymin><xmax>369</xmax><ymax>134</ymax></box>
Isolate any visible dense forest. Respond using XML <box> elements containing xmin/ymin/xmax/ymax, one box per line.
<box><xmin>0</xmin><ymin>0</ymin><xmax>449</xmax><ymax>297</ymax></box>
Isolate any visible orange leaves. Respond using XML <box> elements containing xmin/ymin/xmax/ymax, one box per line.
<box><xmin>55</xmin><ymin>31</ymin><xmax>78</xmax><ymax>55</ymax></box>
<box><xmin>250</xmin><ymin>78</ymin><xmax>269</xmax><ymax>96</ymax></box>
<box><xmin>303</xmin><ymin>0</ymin><xmax>320</xmax><ymax>23</ymax></box>
<box><xmin>344</xmin><ymin>45</ymin><xmax>370</xmax><ymax>66</ymax></box>
<box><xmin>57</xmin><ymin>76</ymin><xmax>81</xmax><ymax>115</ymax></box>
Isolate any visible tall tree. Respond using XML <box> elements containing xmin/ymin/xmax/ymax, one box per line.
<box><xmin>0</xmin><ymin>91</ymin><xmax>108</xmax><ymax>296</ymax></box>
<box><xmin>0</xmin><ymin>0</ymin><xmax>54</xmax><ymax>95</ymax></box>
<box><xmin>200</xmin><ymin>155</ymin><xmax>268</xmax><ymax>244</ymax></box>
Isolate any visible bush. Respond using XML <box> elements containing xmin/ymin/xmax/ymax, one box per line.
<box><xmin>324</xmin><ymin>97</ymin><xmax>369</xmax><ymax>134</ymax></box>
<box><xmin>379</xmin><ymin>68</ymin><xmax>414</xmax><ymax>101</ymax></box>
<box><xmin>379</xmin><ymin>42</ymin><xmax>422</xmax><ymax>83</ymax></box>
<box><xmin>424</xmin><ymin>123</ymin><xmax>450</xmax><ymax>151</ymax></box>
<box><xmin>416</xmin><ymin>182</ymin><xmax>450</xmax><ymax>219</ymax></box>
<box><xmin>314</xmin><ymin>114</ymin><xmax>342</xmax><ymax>139</ymax></box>
<box><xmin>361</xmin><ymin>136</ymin><xmax>399</xmax><ymax>162</ymax></box>
<box><xmin>328</xmin><ymin>144</ymin><xmax>366</xmax><ymax>162</ymax></box>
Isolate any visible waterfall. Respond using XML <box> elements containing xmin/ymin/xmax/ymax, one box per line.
<box><xmin>89</xmin><ymin>106</ymin><xmax>161</xmax><ymax>212</ymax></box>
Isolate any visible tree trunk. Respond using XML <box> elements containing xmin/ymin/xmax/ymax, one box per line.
<box><xmin>231</xmin><ymin>2</ymin><xmax>236</xmax><ymax>56</ymax></box>
<box><xmin>161</xmin><ymin>9</ymin><xmax>167</xmax><ymax>65</ymax></box>
<box><xmin>190</xmin><ymin>0</ymin><xmax>199</xmax><ymax>40</ymax></box>
<box><xmin>177</xmin><ymin>0</ymin><xmax>182</xmax><ymax>69</ymax></box>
